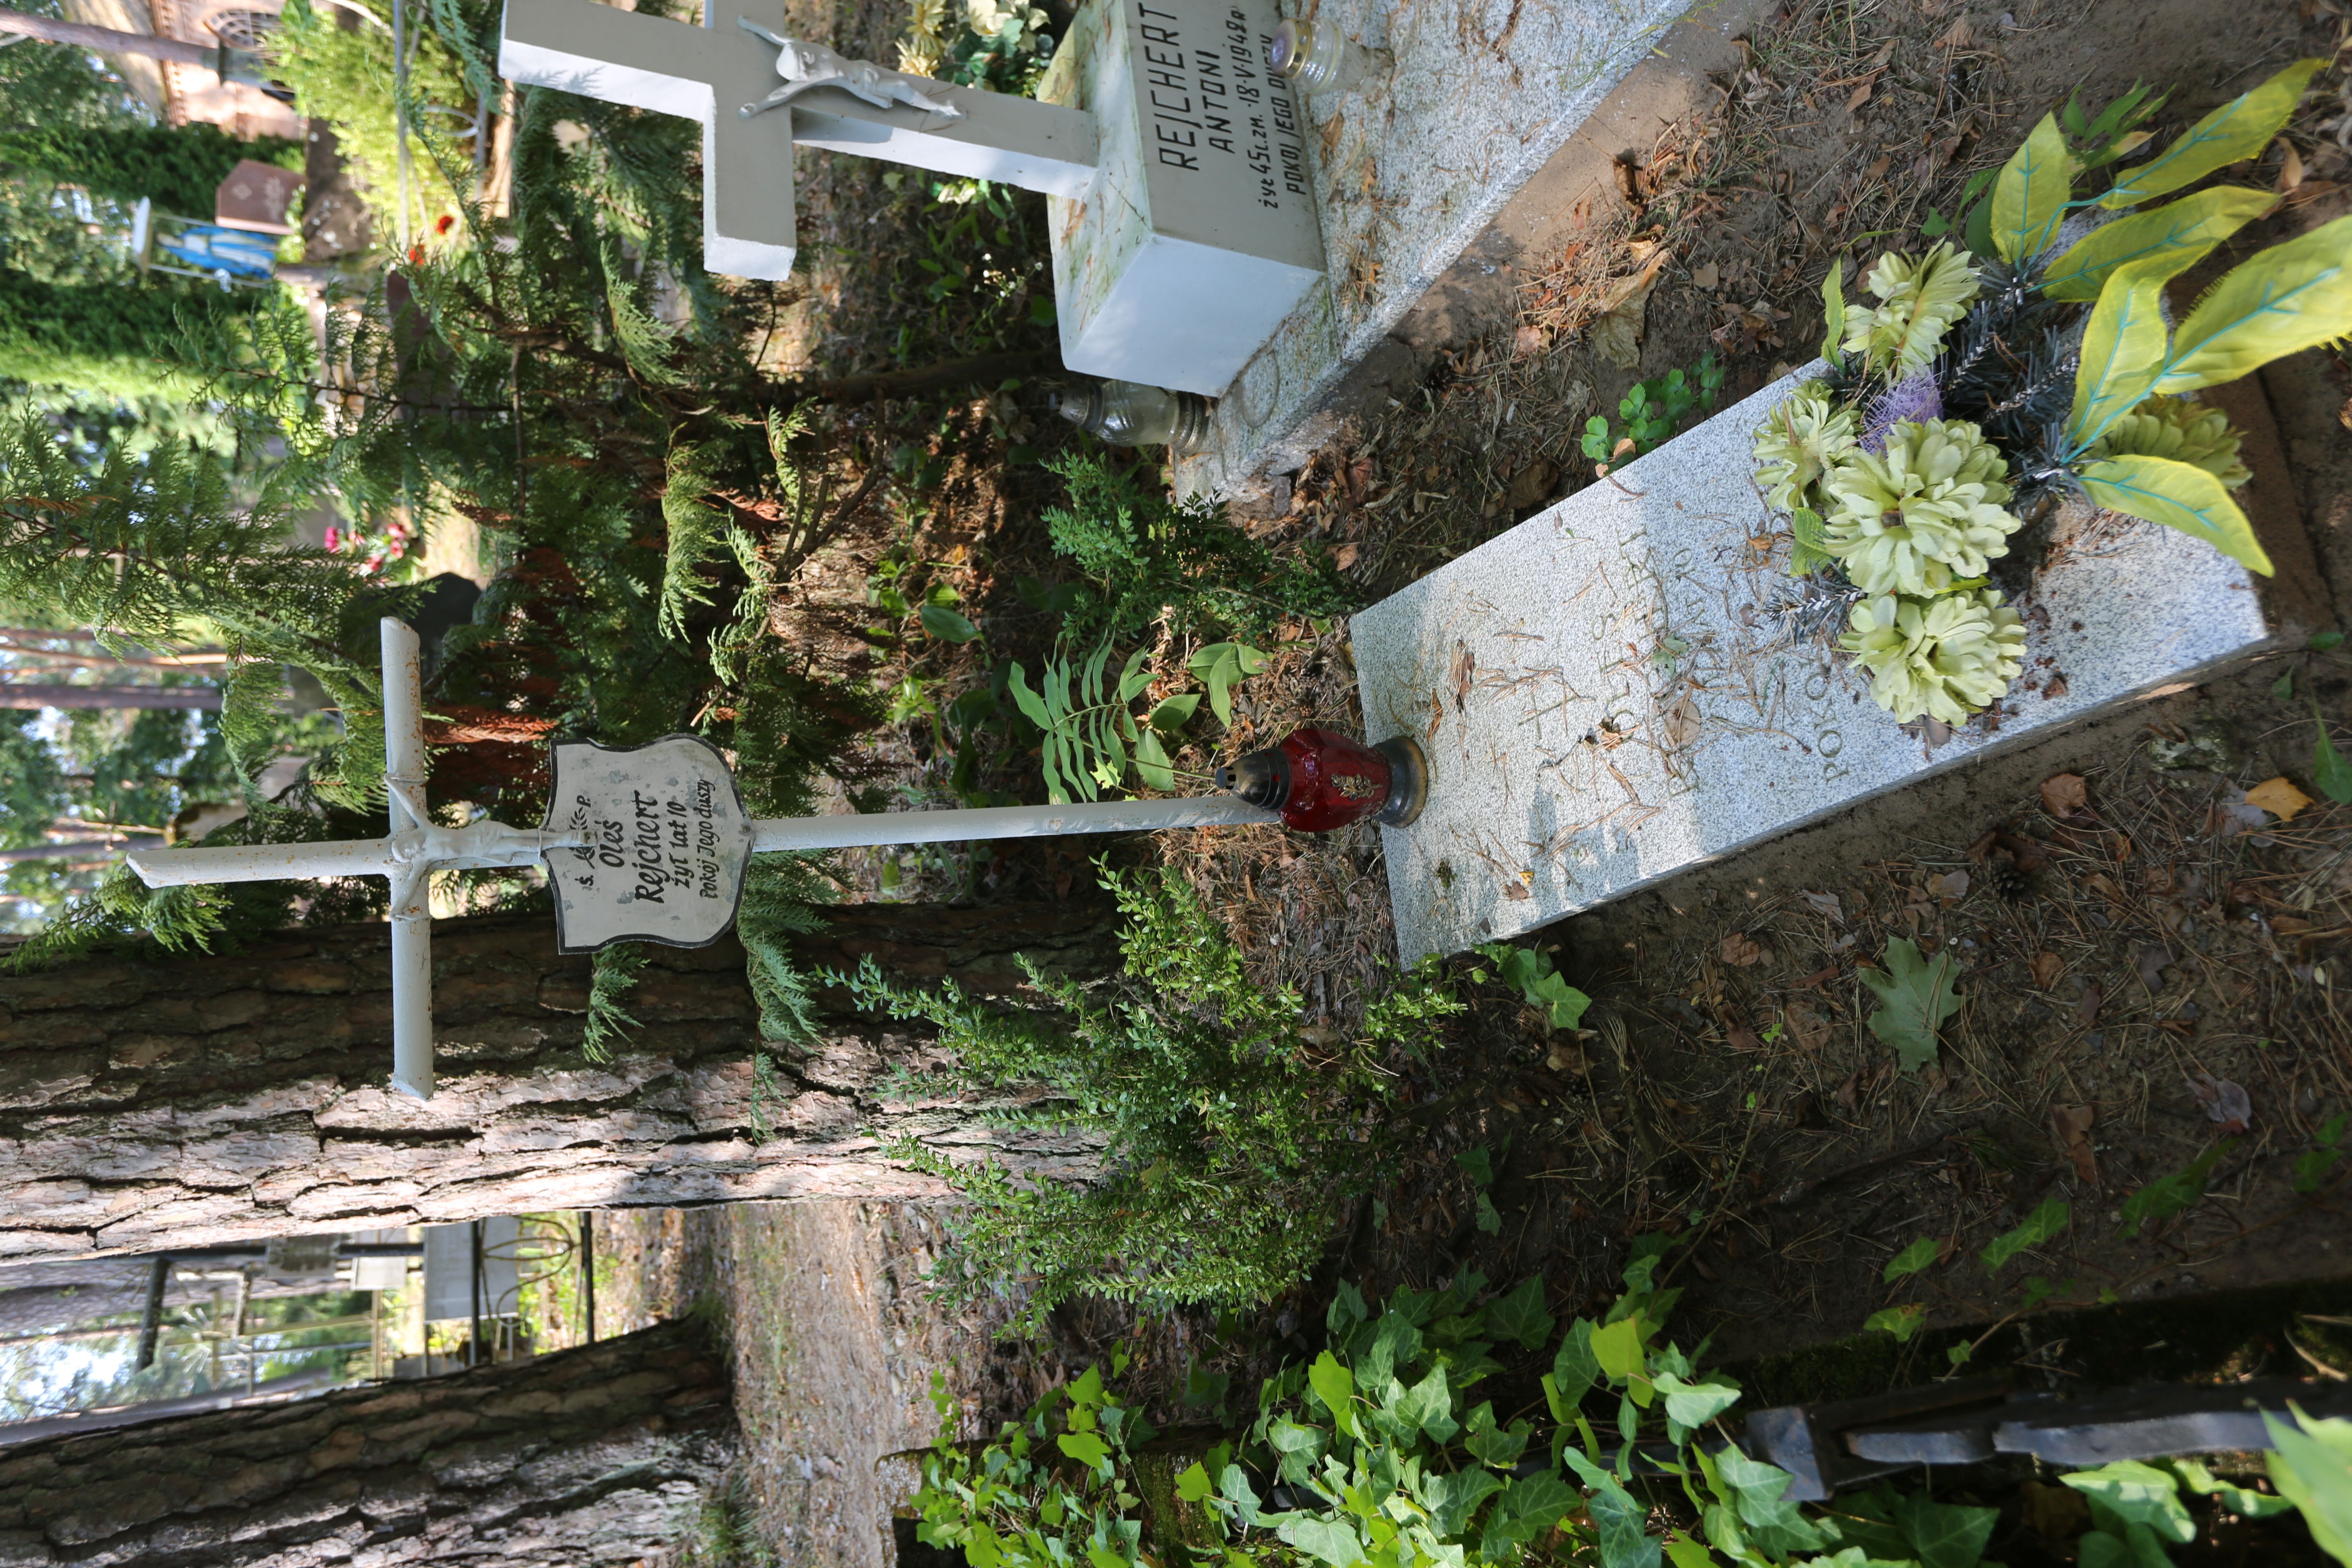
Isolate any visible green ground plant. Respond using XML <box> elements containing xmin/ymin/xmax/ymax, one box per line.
<box><xmin>1581</xmin><ymin>354</ymin><xmax>1724</xmax><ymax>470</ymax></box>
<box><xmin>844</xmin><ymin>862</ymin><xmax>1459</xmax><ymax>1327</ymax></box>
<box><xmin>913</xmin><ymin>1264</ymin><xmax>2348</xmax><ymax>1568</ymax></box>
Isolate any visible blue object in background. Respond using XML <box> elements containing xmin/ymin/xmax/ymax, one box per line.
<box><xmin>158</xmin><ymin>223</ymin><xmax>278</xmax><ymax>280</ymax></box>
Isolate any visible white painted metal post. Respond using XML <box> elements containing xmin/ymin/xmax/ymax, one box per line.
<box><xmin>748</xmin><ymin>795</ymin><xmax>1276</xmax><ymax>853</ymax></box>
<box><xmin>380</xmin><ymin>620</ymin><xmax>435</xmax><ymax>1100</ymax></box>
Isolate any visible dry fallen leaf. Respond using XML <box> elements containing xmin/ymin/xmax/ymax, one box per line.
<box><xmin>2041</xmin><ymin>773</ymin><xmax>2089</xmax><ymax>818</ymax></box>
<box><xmin>1333</xmin><ymin>541</ymin><xmax>1360</xmax><ymax>571</ymax></box>
<box><xmin>1690</xmin><ymin>260</ymin><xmax>1719</xmax><ymax>291</ymax></box>
<box><xmin>2053</xmin><ymin>1102</ymin><xmax>2097</xmax><ymax>1183</ymax></box>
<box><xmin>2083</xmin><ymin>872</ymin><xmax>2127</xmax><ymax>906</ymax></box>
<box><xmin>2136</xmin><ymin>943</ymin><xmax>2176</xmax><ymax>993</ymax></box>
<box><xmin>1546</xmin><ymin>1038</ymin><xmax>1586</xmax><ymax>1073</ymax></box>
<box><xmin>1662</xmin><ymin>691</ymin><xmax>1703</xmax><ymax>750</ymax></box>
<box><xmin>1846</xmin><ymin>79</ymin><xmax>1874</xmax><ymax>111</ymax></box>
<box><xmin>1450</xmin><ymin>640</ymin><xmax>1476</xmax><ymax>712</ymax></box>
<box><xmin>1784</xmin><ymin>1004</ymin><xmax>1829</xmax><ymax>1053</ymax></box>
<box><xmin>1719</xmin><ymin>932</ymin><xmax>1764</xmax><ymax>967</ymax></box>
<box><xmin>1931</xmin><ymin>15</ymin><xmax>1973</xmax><ymax>48</ymax></box>
<box><xmin>1726</xmin><ymin>1023</ymin><xmax>1763</xmax><ymax>1054</ymax></box>
<box><xmin>1502</xmin><ymin>881</ymin><xmax>1532</xmax><ymax>902</ymax></box>
<box><xmin>1800</xmin><ymin>889</ymin><xmax>1844</xmax><ymax>923</ymax></box>
<box><xmin>2278</xmin><ymin>136</ymin><xmax>2305</xmax><ymax>193</ymax></box>
<box><xmin>2246</xmin><ymin>775</ymin><xmax>2314</xmax><ymax>822</ymax></box>
<box><xmin>1512</xmin><ymin>321</ymin><xmax>1548</xmax><ymax>358</ymax></box>
<box><xmin>1507</xmin><ymin>458</ymin><xmax>1561</xmax><ymax>512</ymax></box>
<box><xmin>1930</xmin><ymin>869</ymin><xmax>1971</xmax><ymax>904</ymax></box>
<box><xmin>2029</xmin><ymin>951</ymin><xmax>2064</xmax><ymax>990</ymax></box>
<box><xmin>2076</xmin><ymin>980</ymin><xmax>2103</xmax><ymax>1027</ymax></box>
<box><xmin>1588</xmin><ymin>248</ymin><xmax>1672</xmax><ymax>370</ymax></box>
<box><xmin>2187</xmin><ymin>1071</ymin><xmax>2252</xmax><ymax>1133</ymax></box>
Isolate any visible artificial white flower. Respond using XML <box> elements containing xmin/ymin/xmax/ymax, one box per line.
<box><xmin>1841</xmin><ymin>241</ymin><xmax>1982</xmax><ymax>379</ymax></box>
<box><xmin>1751</xmin><ymin>384</ymin><xmax>1859</xmax><ymax>514</ymax></box>
<box><xmin>1840</xmin><ymin>588</ymin><xmax>2026</xmax><ymax>725</ymax></box>
<box><xmin>1821</xmin><ymin>416</ymin><xmax>2020</xmax><ymax>596</ymax></box>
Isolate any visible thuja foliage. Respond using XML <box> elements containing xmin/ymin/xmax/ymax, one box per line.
<box><xmin>846</xmin><ymin>864</ymin><xmax>1460</xmax><ymax>1327</ymax></box>
<box><xmin>0</xmin><ymin>269</ymin><xmax>281</xmax><ymax>401</ymax></box>
<box><xmin>1045</xmin><ymin>453</ymin><xmax>1353</xmax><ymax>651</ymax></box>
<box><xmin>0</xmin><ymin>123</ymin><xmax>300</xmax><ymax>218</ymax></box>
<box><xmin>914</xmin><ymin>1265</ymin><xmax>2351</xmax><ymax>1568</ymax></box>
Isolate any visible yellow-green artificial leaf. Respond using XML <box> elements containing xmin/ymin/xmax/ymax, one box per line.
<box><xmin>2068</xmin><ymin>258</ymin><xmax>2174</xmax><ymax>450</ymax></box>
<box><xmin>2042</xmin><ymin>185</ymin><xmax>2275</xmax><ymax>301</ymax></box>
<box><xmin>1857</xmin><ymin>936</ymin><xmax>1963</xmax><ymax>1074</ymax></box>
<box><xmin>1820</xmin><ymin>259</ymin><xmax>1847</xmax><ymax>364</ymax></box>
<box><xmin>2078</xmin><ymin>454</ymin><xmax>2274</xmax><ymax>576</ymax></box>
<box><xmin>2154</xmin><ymin>213</ymin><xmax>2352</xmax><ymax>394</ymax></box>
<box><xmin>1990</xmin><ymin>113</ymin><xmax>2073</xmax><ymax>263</ymax></box>
<box><xmin>2103</xmin><ymin>58</ymin><xmax>2328</xmax><ymax>208</ymax></box>
<box><xmin>2264</xmin><ymin>1410</ymin><xmax>2352</xmax><ymax>1566</ymax></box>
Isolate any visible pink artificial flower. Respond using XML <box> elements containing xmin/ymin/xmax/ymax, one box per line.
<box><xmin>323</xmin><ymin>526</ymin><xmax>341</xmax><ymax>550</ymax></box>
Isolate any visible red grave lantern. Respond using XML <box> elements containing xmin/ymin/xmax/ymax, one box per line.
<box><xmin>1215</xmin><ymin>727</ymin><xmax>1428</xmax><ymax>833</ymax></box>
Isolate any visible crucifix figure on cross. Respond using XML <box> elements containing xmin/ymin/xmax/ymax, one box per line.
<box><xmin>125</xmin><ymin>619</ymin><xmax>1421</xmax><ymax>1103</ymax></box>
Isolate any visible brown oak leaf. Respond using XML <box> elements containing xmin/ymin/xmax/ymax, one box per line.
<box><xmin>2040</xmin><ymin>773</ymin><xmax>2089</xmax><ymax>818</ymax></box>
<box><xmin>1719</xmin><ymin>932</ymin><xmax>1764</xmax><ymax>967</ymax></box>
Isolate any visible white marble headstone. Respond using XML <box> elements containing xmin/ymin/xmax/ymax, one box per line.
<box><xmin>1352</xmin><ymin>368</ymin><xmax>2302</xmax><ymax>962</ymax></box>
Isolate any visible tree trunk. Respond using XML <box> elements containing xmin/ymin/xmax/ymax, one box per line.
<box><xmin>0</xmin><ymin>1318</ymin><xmax>735</xmax><ymax>1566</ymax></box>
<box><xmin>0</xmin><ymin>685</ymin><xmax>219</xmax><ymax>709</ymax></box>
<box><xmin>0</xmin><ymin>904</ymin><xmax>1118</xmax><ymax>1261</ymax></box>
<box><xmin>0</xmin><ymin>7</ymin><xmax>216</xmax><ymax>65</ymax></box>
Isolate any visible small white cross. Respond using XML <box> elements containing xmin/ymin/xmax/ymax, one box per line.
<box><xmin>129</xmin><ymin>622</ymin><xmax>564</xmax><ymax>1101</ymax></box>
<box><xmin>127</xmin><ymin>620</ymin><xmax>1274</xmax><ymax>1102</ymax></box>
<box><xmin>497</xmin><ymin>0</ymin><xmax>1098</xmax><ymax>279</ymax></box>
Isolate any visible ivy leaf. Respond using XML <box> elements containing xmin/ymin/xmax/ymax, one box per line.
<box><xmin>1278</xmin><ymin>1517</ymin><xmax>1365</xmax><ymax>1568</ymax></box>
<box><xmin>2262</xmin><ymin>1410</ymin><xmax>2352</xmax><ymax>1563</ymax></box>
<box><xmin>2078</xmin><ymin>454</ymin><xmax>2273</xmax><ymax>576</ymax></box>
<box><xmin>1550</xmin><ymin>1319</ymin><xmax>1600</xmax><ymax>1409</ymax></box>
<box><xmin>1464</xmin><ymin>1414</ymin><xmax>1532</xmax><ymax>1469</ymax></box>
<box><xmin>1654</xmin><ymin>1370</ymin><xmax>1742</xmax><ymax>1431</ymax></box>
<box><xmin>2155</xmin><ymin>212</ymin><xmax>2352</xmax><ymax>395</ymax></box>
<box><xmin>1479</xmin><ymin>1472</ymin><xmax>1578</xmax><ymax>1556</ymax></box>
<box><xmin>1419</xmin><ymin>1466</ymin><xmax>1504</xmax><ymax>1538</ymax></box>
<box><xmin>1857</xmin><ymin>937</ymin><xmax>1963</xmax><ymax>1074</ymax></box>
<box><xmin>1883</xmin><ymin>1236</ymin><xmax>1941</xmax><ymax>1282</ymax></box>
<box><xmin>1307</xmin><ymin>1350</ymin><xmax>1356</xmax><ymax>1439</ymax></box>
<box><xmin>1710</xmin><ymin>1447</ymin><xmax>1824</xmax><ymax>1556</ymax></box>
<box><xmin>1887</xmin><ymin>1488</ymin><xmax>2000</xmax><ymax>1568</ymax></box>
<box><xmin>1391</xmin><ymin>1363</ymin><xmax>1458</xmax><ymax>1444</ymax></box>
<box><xmin>1455</xmin><ymin>1145</ymin><xmax>1494</xmax><ymax>1186</ymax></box>
<box><xmin>2103</xmin><ymin>58</ymin><xmax>2328</xmax><ymax>207</ymax></box>
<box><xmin>2316</xmin><ymin>709</ymin><xmax>2352</xmax><ymax>803</ymax></box>
<box><xmin>1863</xmin><ymin>1304</ymin><xmax>1926</xmax><ymax>1342</ymax></box>
<box><xmin>1563</xmin><ymin>1449</ymin><xmax>1663</xmax><ymax>1568</ymax></box>
<box><xmin>1487</xmin><ymin>1277</ymin><xmax>1555</xmax><ymax>1351</ymax></box>
<box><xmin>1589</xmin><ymin>1316</ymin><xmax>1646</xmax><ymax>1381</ymax></box>
<box><xmin>1174</xmin><ymin>1461</ymin><xmax>1214</xmax><ymax>1503</ymax></box>
<box><xmin>1475</xmin><ymin>1192</ymin><xmax>1502</xmax><ymax>1234</ymax></box>
<box><xmin>1058</xmin><ymin>1430</ymin><xmax>1111</xmax><ymax>1470</ymax></box>
<box><xmin>2119</xmin><ymin>1138</ymin><xmax>2235</xmax><ymax>1236</ymax></box>
<box><xmin>1990</xmin><ymin>112</ymin><xmax>2073</xmax><ymax>263</ymax></box>
<box><xmin>1982</xmin><ymin>1196</ymin><xmax>2070</xmax><ymax>1272</ymax></box>
<box><xmin>2062</xmin><ymin>1460</ymin><xmax>2197</xmax><ymax>1544</ymax></box>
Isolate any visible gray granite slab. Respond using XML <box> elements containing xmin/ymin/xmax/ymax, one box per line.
<box><xmin>1169</xmin><ymin>0</ymin><xmax>1702</xmax><ymax>494</ymax></box>
<box><xmin>1352</xmin><ymin>367</ymin><xmax>2297</xmax><ymax>962</ymax></box>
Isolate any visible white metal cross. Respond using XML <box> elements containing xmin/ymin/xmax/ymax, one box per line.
<box><xmin>496</xmin><ymin>0</ymin><xmax>1098</xmax><ymax>279</ymax></box>
<box><xmin>127</xmin><ymin>619</ymin><xmax>1274</xmax><ymax>1101</ymax></box>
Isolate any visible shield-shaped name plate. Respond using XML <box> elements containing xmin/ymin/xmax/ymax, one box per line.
<box><xmin>540</xmin><ymin>734</ymin><xmax>755</xmax><ymax>953</ymax></box>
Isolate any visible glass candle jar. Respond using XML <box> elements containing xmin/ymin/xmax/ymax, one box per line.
<box><xmin>1047</xmin><ymin>379</ymin><xmax>1213</xmax><ymax>454</ymax></box>
<box><xmin>1266</xmin><ymin>16</ymin><xmax>1388</xmax><ymax>98</ymax></box>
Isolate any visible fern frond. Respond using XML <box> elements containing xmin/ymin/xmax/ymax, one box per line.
<box><xmin>581</xmin><ymin>941</ymin><xmax>649</xmax><ymax>1062</ymax></box>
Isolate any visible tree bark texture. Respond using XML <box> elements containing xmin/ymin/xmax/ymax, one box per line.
<box><xmin>0</xmin><ymin>906</ymin><xmax>1118</xmax><ymax>1261</ymax></box>
<box><xmin>0</xmin><ymin>1319</ymin><xmax>734</xmax><ymax>1566</ymax></box>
